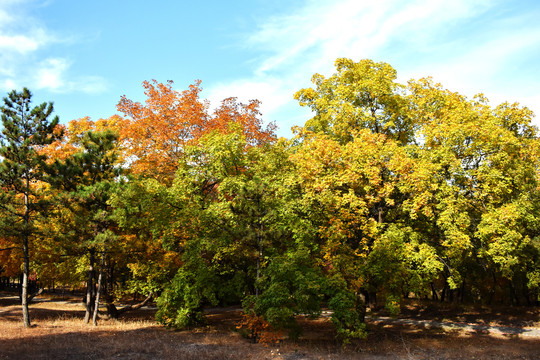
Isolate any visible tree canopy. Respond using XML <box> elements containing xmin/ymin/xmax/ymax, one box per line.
<box><xmin>1</xmin><ymin>61</ymin><xmax>538</xmax><ymax>342</ymax></box>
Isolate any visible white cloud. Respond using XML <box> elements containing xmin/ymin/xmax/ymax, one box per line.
<box><xmin>209</xmin><ymin>0</ymin><xmax>540</xmax><ymax>134</ymax></box>
<box><xmin>35</xmin><ymin>58</ymin><xmax>69</xmax><ymax>90</ymax></box>
<box><xmin>0</xmin><ymin>0</ymin><xmax>54</xmax><ymax>52</ymax></box>
<box><xmin>400</xmin><ymin>25</ymin><xmax>540</xmax><ymax>121</ymax></box>
<box><xmin>247</xmin><ymin>0</ymin><xmax>494</xmax><ymax>76</ymax></box>
<box><xmin>33</xmin><ymin>58</ymin><xmax>108</xmax><ymax>94</ymax></box>
<box><xmin>0</xmin><ymin>28</ymin><xmax>50</xmax><ymax>54</ymax></box>
<box><xmin>1</xmin><ymin>78</ymin><xmax>17</xmax><ymax>90</ymax></box>
<box><xmin>0</xmin><ymin>0</ymin><xmax>107</xmax><ymax>95</ymax></box>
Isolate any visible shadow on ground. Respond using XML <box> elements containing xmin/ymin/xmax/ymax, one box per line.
<box><xmin>2</xmin><ymin>294</ymin><xmax>540</xmax><ymax>359</ymax></box>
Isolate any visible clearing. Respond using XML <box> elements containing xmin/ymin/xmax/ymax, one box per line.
<box><xmin>1</xmin><ymin>293</ymin><xmax>539</xmax><ymax>359</ymax></box>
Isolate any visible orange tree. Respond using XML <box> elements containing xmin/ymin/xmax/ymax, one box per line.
<box><xmin>117</xmin><ymin>80</ymin><xmax>276</xmax><ymax>183</ymax></box>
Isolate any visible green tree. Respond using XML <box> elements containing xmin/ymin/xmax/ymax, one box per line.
<box><xmin>154</xmin><ymin>127</ymin><xmax>279</xmax><ymax>328</ymax></box>
<box><xmin>108</xmin><ymin>177</ymin><xmax>181</xmax><ymax>318</ymax></box>
<box><xmin>153</xmin><ymin>126</ymin><xmax>324</xmax><ymax>338</ymax></box>
<box><xmin>51</xmin><ymin>130</ymin><xmax>122</xmax><ymax>324</ymax></box>
<box><xmin>0</xmin><ymin>88</ymin><xmax>61</xmax><ymax>327</ymax></box>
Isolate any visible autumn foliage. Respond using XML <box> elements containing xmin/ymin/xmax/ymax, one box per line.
<box><xmin>1</xmin><ymin>60</ymin><xmax>539</xmax><ymax>342</ymax></box>
<box><xmin>117</xmin><ymin>80</ymin><xmax>276</xmax><ymax>182</ymax></box>
<box><xmin>236</xmin><ymin>313</ymin><xmax>283</xmax><ymax>344</ymax></box>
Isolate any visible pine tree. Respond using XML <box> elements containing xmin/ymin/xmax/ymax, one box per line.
<box><xmin>51</xmin><ymin>129</ymin><xmax>121</xmax><ymax>324</ymax></box>
<box><xmin>0</xmin><ymin>88</ymin><xmax>61</xmax><ymax>327</ymax></box>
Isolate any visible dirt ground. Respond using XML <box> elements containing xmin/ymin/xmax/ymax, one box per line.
<box><xmin>1</xmin><ymin>293</ymin><xmax>539</xmax><ymax>359</ymax></box>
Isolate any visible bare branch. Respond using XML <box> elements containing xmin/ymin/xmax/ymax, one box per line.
<box><xmin>116</xmin><ymin>292</ymin><xmax>154</xmax><ymax>315</ymax></box>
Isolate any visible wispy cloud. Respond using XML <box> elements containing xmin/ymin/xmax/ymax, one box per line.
<box><xmin>0</xmin><ymin>0</ymin><xmax>107</xmax><ymax>94</ymax></box>
<box><xmin>404</xmin><ymin>26</ymin><xmax>540</xmax><ymax>91</ymax></box>
<box><xmin>206</xmin><ymin>0</ymin><xmax>540</xmax><ymax>135</ymax></box>
<box><xmin>35</xmin><ymin>58</ymin><xmax>69</xmax><ymax>90</ymax></box>
<box><xmin>245</xmin><ymin>0</ymin><xmax>495</xmax><ymax>76</ymax></box>
<box><xmin>0</xmin><ymin>29</ymin><xmax>50</xmax><ymax>54</ymax></box>
<box><xmin>33</xmin><ymin>58</ymin><xmax>108</xmax><ymax>94</ymax></box>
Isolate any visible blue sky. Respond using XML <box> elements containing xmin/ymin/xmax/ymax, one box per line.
<box><xmin>1</xmin><ymin>0</ymin><xmax>539</xmax><ymax>138</ymax></box>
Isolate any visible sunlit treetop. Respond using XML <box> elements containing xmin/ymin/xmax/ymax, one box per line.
<box><xmin>295</xmin><ymin>58</ymin><xmax>414</xmax><ymax>144</ymax></box>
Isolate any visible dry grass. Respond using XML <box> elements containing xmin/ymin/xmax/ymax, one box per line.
<box><xmin>1</xmin><ymin>293</ymin><xmax>540</xmax><ymax>359</ymax></box>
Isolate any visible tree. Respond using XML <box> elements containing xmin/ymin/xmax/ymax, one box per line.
<box><xmin>107</xmin><ymin>177</ymin><xmax>180</xmax><ymax>319</ymax></box>
<box><xmin>40</xmin><ymin>116</ymin><xmax>126</xmax><ymax>163</ymax></box>
<box><xmin>406</xmin><ymin>78</ymin><xmax>540</xmax><ymax>304</ymax></box>
<box><xmin>0</xmin><ymin>88</ymin><xmax>61</xmax><ymax>327</ymax></box>
<box><xmin>51</xmin><ymin>129</ymin><xmax>122</xmax><ymax>324</ymax></box>
<box><xmin>151</xmin><ymin>125</ymin><xmax>323</xmax><ymax>339</ymax></box>
<box><xmin>293</xmin><ymin>60</ymin><xmax>421</xmax><ymax>339</ymax></box>
<box><xmin>291</xmin><ymin>57</ymin><xmax>538</xmax><ymax>340</ymax></box>
<box><xmin>291</xmin><ymin>129</ymin><xmax>420</xmax><ymax>340</ymax></box>
<box><xmin>117</xmin><ymin>80</ymin><xmax>276</xmax><ymax>183</ymax></box>
<box><xmin>294</xmin><ymin>58</ymin><xmax>540</xmax><ymax>325</ymax></box>
<box><xmin>294</xmin><ymin>58</ymin><xmax>415</xmax><ymax>144</ymax></box>
<box><xmin>154</xmin><ymin>126</ymin><xmax>277</xmax><ymax>328</ymax></box>
<box><xmin>42</xmin><ymin>118</ymin><xmax>173</xmax><ymax>322</ymax></box>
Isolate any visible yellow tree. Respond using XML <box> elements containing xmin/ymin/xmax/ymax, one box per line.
<box><xmin>292</xmin><ymin>128</ymin><xmax>425</xmax><ymax>340</ymax></box>
<box><xmin>295</xmin><ymin>58</ymin><xmax>415</xmax><ymax>144</ymax></box>
<box><xmin>406</xmin><ymin>78</ymin><xmax>540</xmax><ymax>303</ymax></box>
<box><xmin>295</xmin><ymin>58</ymin><xmax>540</xmax><ymax>312</ymax></box>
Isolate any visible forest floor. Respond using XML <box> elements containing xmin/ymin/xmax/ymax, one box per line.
<box><xmin>1</xmin><ymin>292</ymin><xmax>539</xmax><ymax>359</ymax></box>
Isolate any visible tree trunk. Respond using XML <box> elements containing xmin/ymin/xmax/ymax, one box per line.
<box><xmin>105</xmin><ymin>259</ymin><xmax>118</xmax><ymax>319</ymax></box>
<box><xmin>524</xmin><ymin>286</ymin><xmax>531</xmax><ymax>306</ymax></box>
<box><xmin>255</xmin><ymin>201</ymin><xmax>263</xmax><ymax>297</ymax></box>
<box><xmin>255</xmin><ymin>244</ymin><xmax>261</xmax><ymax>297</ymax></box>
<box><xmin>509</xmin><ymin>280</ymin><xmax>519</xmax><ymax>306</ymax></box>
<box><xmin>28</xmin><ymin>288</ymin><xmax>44</xmax><ymax>303</ymax></box>
<box><xmin>84</xmin><ymin>248</ymin><xmax>95</xmax><ymax>323</ymax></box>
<box><xmin>21</xmin><ymin>241</ymin><xmax>30</xmax><ymax>327</ymax></box>
<box><xmin>356</xmin><ymin>292</ymin><xmax>367</xmax><ymax>323</ymax></box>
<box><xmin>21</xmin><ymin>187</ymin><xmax>31</xmax><ymax>328</ymax></box>
<box><xmin>92</xmin><ymin>251</ymin><xmax>105</xmax><ymax>326</ymax></box>
<box><xmin>488</xmin><ymin>271</ymin><xmax>496</xmax><ymax>304</ymax></box>
<box><xmin>430</xmin><ymin>282</ymin><xmax>439</xmax><ymax>301</ymax></box>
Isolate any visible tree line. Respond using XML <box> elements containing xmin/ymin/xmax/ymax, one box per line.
<box><xmin>1</xmin><ymin>58</ymin><xmax>539</xmax><ymax>342</ymax></box>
